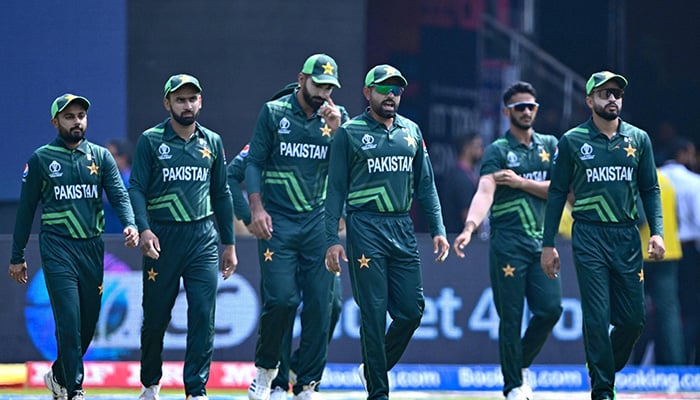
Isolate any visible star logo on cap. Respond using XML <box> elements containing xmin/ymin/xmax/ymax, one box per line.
<box><xmin>64</xmin><ymin>94</ymin><xmax>78</xmax><ymax>102</ymax></box>
<box><xmin>320</xmin><ymin>124</ymin><xmax>332</xmax><ymax>137</ymax></box>
<box><xmin>358</xmin><ymin>254</ymin><xmax>371</xmax><ymax>268</ymax></box>
<box><xmin>98</xmin><ymin>284</ymin><xmax>103</xmax><ymax>295</ymax></box>
<box><xmin>502</xmin><ymin>264</ymin><xmax>515</xmax><ymax>277</ymax></box>
<box><xmin>539</xmin><ymin>149</ymin><xmax>550</xmax><ymax>162</ymax></box>
<box><xmin>322</xmin><ymin>62</ymin><xmax>335</xmax><ymax>75</ymax></box>
<box><xmin>264</xmin><ymin>248</ymin><xmax>274</xmax><ymax>262</ymax></box>
<box><xmin>384</xmin><ymin>66</ymin><xmax>398</xmax><ymax>76</ymax></box>
<box><xmin>638</xmin><ymin>269</ymin><xmax>644</xmax><ymax>282</ymax></box>
<box><xmin>87</xmin><ymin>161</ymin><xmax>99</xmax><ymax>175</ymax></box>
<box><xmin>199</xmin><ymin>147</ymin><xmax>212</xmax><ymax>159</ymax></box>
<box><xmin>147</xmin><ymin>267</ymin><xmax>158</xmax><ymax>281</ymax></box>
<box><xmin>624</xmin><ymin>143</ymin><xmax>636</xmax><ymax>158</ymax></box>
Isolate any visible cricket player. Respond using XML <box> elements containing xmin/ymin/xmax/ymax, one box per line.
<box><xmin>129</xmin><ymin>74</ymin><xmax>237</xmax><ymax>400</ymax></box>
<box><xmin>324</xmin><ymin>64</ymin><xmax>450</xmax><ymax>400</ymax></box>
<box><xmin>8</xmin><ymin>93</ymin><xmax>139</xmax><ymax>400</ymax></box>
<box><xmin>541</xmin><ymin>71</ymin><xmax>665</xmax><ymax>400</ymax></box>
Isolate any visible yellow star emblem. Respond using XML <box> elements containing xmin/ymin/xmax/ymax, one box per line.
<box><xmin>358</xmin><ymin>254</ymin><xmax>371</xmax><ymax>268</ymax></box>
<box><xmin>147</xmin><ymin>267</ymin><xmax>158</xmax><ymax>281</ymax></box>
<box><xmin>623</xmin><ymin>143</ymin><xmax>636</xmax><ymax>157</ymax></box>
<box><xmin>404</xmin><ymin>134</ymin><xmax>416</xmax><ymax>147</ymax></box>
<box><xmin>322</xmin><ymin>62</ymin><xmax>335</xmax><ymax>75</ymax></box>
<box><xmin>199</xmin><ymin>147</ymin><xmax>212</xmax><ymax>159</ymax></box>
<box><xmin>502</xmin><ymin>264</ymin><xmax>515</xmax><ymax>277</ymax></box>
<box><xmin>320</xmin><ymin>124</ymin><xmax>332</xmax><ymax>137</ymax></box>
<box><xmin>263</xmin><ymin>248</ymin><xmax>274</xmax><ymax>262</ymax></box>
<box><xmin>539</xmin><ymin>149</ymin><xmax>550</xmax><ymax>162</ymax></box>
<box><xmin>98</xmin><ymin>284</ymin><xmax>103</xmax><ymax>295</ymax></box>
<box><xmin>87</xmin><ymin>161</ymin><xmax>99</xmax><ymax>175</ymax></box>
<box><xmin>384</xmin><ymin>66</ymin><xmax>398</xmax><ymax>76</ymax></box>
<box><xmin>638</xmin><ymin>269</ymin><xmax>644</xmax><ymax>282</ymax></box>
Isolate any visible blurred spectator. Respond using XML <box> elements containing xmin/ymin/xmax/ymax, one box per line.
<box><xmin>439</xmin><ymin>132</ymin><xmax>483</xmax><ymax>233</ymax></box>
<box><xmin>659</xmin><ymin>137</ymin><xmax>700</xmax><ymax>364</ymax></box>
<box><xmin>652</xmin><ymin>120</ymin><xmax>679</xmax><ymax>166</ymax></box>
<box><xmin>632</xmin><ymin>169</ymin><xmax>685</xmax><ymax>365</ymax></box>
<box><xmin>103</xmin><ymin>139</ymin><xmax>133</xmax><ymax>233</ymax></box>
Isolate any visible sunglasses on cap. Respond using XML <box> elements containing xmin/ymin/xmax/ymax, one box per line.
<box><xmin>507</xmin><ymin>101</ymin><xmax>539</xmax><ymax>112</ymax></box>
<box><xmin>592</xmin><ymin>88</ymin><xmax>624</xmax><ymax>100</ymax></box>
<box><xmin>370</xmin><ymin>84</ymin><xmax>404</xmax><ymax>96</ymax></box>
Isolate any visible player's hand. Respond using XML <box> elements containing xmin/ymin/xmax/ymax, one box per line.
<box><xmin>452</xmin><ymin>230</ymin><xmax>474</xmax><ymax>258</ymax></box>
<box><xmin>647</xmin><ymin>234</ymin><xmax>666</xmax><ymax>261</ymax></box>
<box><xmin>249</xmin><ymin>194</ymin><xmax>273</xmax><ymax>240</ymax></box>
<box><xmin>540</xmin><ymin>246</ymin><xmax>560</xmax><ymax>279</ymax></box>
<box><xmin>123</xmin><ymin>226</ymin><xmax>139</xmax><ymax>248</ymax></box>
<box><xmin>319</xmin><ymin>97</ymin><xmax>342</xmax><ymax>132</ymax></box>
<box><xmin>493</xmin><ymin>169</ymin><xmax>523</xmax><ymax>188</ymax></box>
<box><xmin>140</xmin><ymin>229</ymin><xmax>161</xmax><ymax>260</ymax></box>
<box><xmin>325</xmin><ymin>244</ymin><xmax>347</xmax><ymax>275</ymax></box>
<box><xmin>221</xmin><ymin>244</ymin><xmax>238</xmax><ymax>280</ymax></box>
<box><xmin>433</xmin><ymin>235</ymin><xmax>450</xmax><ymax>262</ymax></box>
<box><xmin>8</xmin><ymin>262</ymin><xmax>28</xmax><ymax>285</ymax></box>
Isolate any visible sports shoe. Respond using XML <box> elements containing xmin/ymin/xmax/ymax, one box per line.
<box><xmin>521</xmin><ymin>368</ymin><xmax>533</xmax><ymax>399</ymax></box>
<box><xmin>44</xmin><ymin>369</ymin><xmax>68</xmax><ymax>400</ymax></box>
<box><xmin>248</xmin><ymin>367</ymin><xmax>279</xmax><ymax>400</ymax></box>
<box><xmin>139</xmin><ymin>384</ymin><xmax>160</xmax><ymax>400</ymax></box>
<box><xmin>270</xmin><ymin>386</ymin><xmax>288</xmax><ymax>400</ymax></box>
<box><xmin>506</xmin><ymin>387</ymin><xmax>529</xmax><ymax>400</ymax></box>
<box><xmin>71</xmin><ymin>390</ymin><xmax>86</xmax><ymax>400</ymax></box>
<box><xmin>357</xmin><ymin>364</ymin><xmax>368</xmax><ymax>393</ymax></box>
<box><xmin>292</xmin><ymin>381</ymin><xmax>320</xmax><ymax>400</ymax></box>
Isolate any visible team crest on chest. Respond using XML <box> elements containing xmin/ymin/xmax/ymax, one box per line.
<box><xmin>579</xmin><ymin>143</ymin><xmax>595</xmax><ymax>160</ymax></box>
<box><xmin>320</xmin><ymin>124</ymin><xmax>332</xmax><ymax>137</ymax></box>
<box><xmin>361</xmin><ymin>134</ymin><xmax>377</xmax><ymax>150</ymax></box>
<box><xmin>278</xmin><ymin>117</ymin><xmax>291</xmax><ymax>134</ymax></box>
<box><xmin>506</xmin><ymin>151</ymin><xmax>520</xmax><ymax>168</ymax></box>
<box><xmin>538</xmin><ymin>147</ymin><xmax>550</xmax><ymax>162</ymax></box>
<box><xmin>49</xmin><ymin>160</ymin><xmax>63</xmax><ymax>178</ymax></box>
<box><xmin>158</xmin><ymin>143</ymin><xmax>172</xmax><ymax>160</ymax></box>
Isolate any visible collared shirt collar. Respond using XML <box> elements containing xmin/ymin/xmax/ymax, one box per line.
<box><xmin>361</xmin><ymin>108</ymin><xmax>406</xmax><ymax>130</ymax></box>
<box><xmin>505</xmin><ymin>130</ymin><xmax>541</xmax><ymax>149</ymax></box>
<box><xmin>584</xmin><ymin>117</ymin><xmax>629</xmax><ymax>140</ymax></box>
<box><xmin>53</xmin><ymin>136</ymin><xmax>90</xmax><ymax>154</ymax></box>
<box><xmin>163</xmin><ymin>118</ymin><xmax>203</xmax><ymax>141</ymax></box>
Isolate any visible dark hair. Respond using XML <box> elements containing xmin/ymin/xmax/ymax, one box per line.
<box><xmin>502</xmin><ymin>81</ymin><xmax>537</xmax><ymax>105</ymax></box>
<box><xmin>106</xmin><ymin>139</ymin><xmax>133</xmax><ymax>163</ymax></box>
<box><xmin>668</xmin><ymin>136</ymin><xmax>692</xmax><ymax>160</ymax></box>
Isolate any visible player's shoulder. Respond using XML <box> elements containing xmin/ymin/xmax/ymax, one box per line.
<box><xmin>619</xmin><ymin>120</ymin><xmax>649</xmax><ymax>139</ymax></box>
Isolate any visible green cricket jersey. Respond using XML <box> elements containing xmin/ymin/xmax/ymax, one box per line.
<box><xmin>481</xmin><ymin>131</ymin><xmax>558</xmax><ymax>243</ymax></box>
<box><xmin>227</xmin><ymin>144</ymin><xmax>252</xmax><ymax>225</ymax></box>
<box><xmin>325</xmin><ymin>110</ymin><xmax>446</xmax><ymax>246</ymax></box>
<box><xmin>245</xmin><ymin>92</ymin><xmax>349</xmax><ymax>213</ymax></box>
<box><xmin>11</xmin><ymin>137</ymin><xmax>135</xmax><ymax>264</ymax></box>
<box><xmin>129</xmin><ymin>118</ymin><xmax>234</xmax><ymax>244</ymax></box>
<box><xmin>542</xmin><ymin>118</ymin><xmax>662</xmax><ymax>246</ymax></box>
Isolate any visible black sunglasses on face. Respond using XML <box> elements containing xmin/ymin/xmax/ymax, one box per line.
<box><xmin>507</xmin><ymin>101</ymin><xmax>539</xmax><ymax>112</ymax></box>
<box><xmin>592</xmin><ymin>88</ymin><xmax>624</xmax><ymax>100</ymax></box>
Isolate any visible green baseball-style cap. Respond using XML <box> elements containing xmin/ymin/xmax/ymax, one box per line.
<box><xmin>365</xmin><ymin>64</ymin><xmax>408</xmax><ymax>87</ymax></box>
<box><xmin>163</xmin><ymin>74</ymin><xmax>202</xmax><ymax>98</ymax></box>
<box><xmin>301</xmin><ymin>54</ymin><xmax>341</xmax><ymax>88</ymax></box>
<box><xmin>50</xmin><ymin>93</ymin><xmax>90</xmax><ymax>118</ymax></box>
<box><xmin>585</xmin><ymin>71</ymin><xmax>628</xmax><ymax>95</ymax></box>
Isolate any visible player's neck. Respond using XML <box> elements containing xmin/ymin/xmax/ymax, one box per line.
<box><xmin>170</xmin><ymin>120</ymin><xmax>197</xmax><ymax>141</ymax></box>
<box><xmin>369</xmin><ymin>109</ymin><xmax>394</xmax><ymax>129</ymax></box>
<box><xmin>510</xmin><ymin>127</ymin><xmax>532</xmax><ymax>146</ymax></box>
<box><xmin>592</xmin><ymin>115</ymin><xmax>619</xmax><ymax>139</ymax></box>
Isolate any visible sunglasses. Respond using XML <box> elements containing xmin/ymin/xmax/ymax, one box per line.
<box><xmin>507</xmin><ymin>101</ymin><xmax>539</xmax><ymax>112</ymax></box>
<box><xmin>371</xmin><ymin>84</ymin><xmax>404</xmax><ymax>96</ymax></box>
<box><xmin>592</xmin><ymin>88</ymin><xmax>624</xmax><ymax>100</ymax></box>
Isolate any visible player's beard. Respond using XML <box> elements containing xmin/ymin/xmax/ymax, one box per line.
<box><xmin>58</xmin><ymin>125</ymin><xmax>85</xmax><ymax>144</ymax></box>
<box><xmin>301</xmin><ymin>84</ymin><xmax>324</xmax><ymax>112</ymax></box>
<box><xmin>510</xmin><ymin>113</ymin><xmax>533</xmax><ymax>131</ymax></box>
<box><xmin>593</xmin><ymin>102</ymin><xmax>619</xmax><ymax>121</ymax></box>
<box><xmin>172</xmin><ymin>110</ymin><xmax>199</xmax><ymax>126</ymax></box>
<box><xmin>371</xmin><ymin>98</ymin><xmax>398</xmax><ymax>119</ymax></box>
